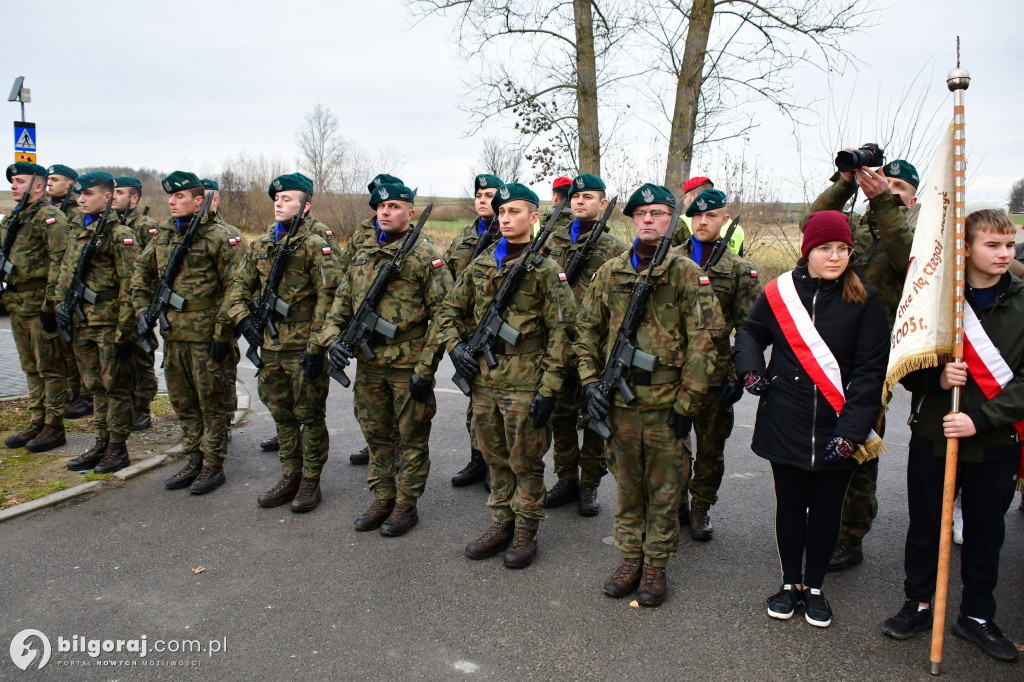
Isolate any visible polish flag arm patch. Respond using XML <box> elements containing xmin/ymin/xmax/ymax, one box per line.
<box><xmin>698</xmin><ymin>276</ymin><xmax>711</xmax><ymax>285</ymax></box>
<box><xmin>558</xmin><ymin>272</ymin><xmax>568</xmax><ymax>281</ymax></box>
<box><xmin>322</xmin><ymin>246</ymin><xmax>332</xmax><ymax>255</ymax></box>
<box><xmin>149</xmin><ymin>228</ymin><xmax>157</xmax><ymax>235</ymax></box>
<box><xmin>431</xmin><ymin>258</ymin><xmax>444</xmax><ymax>268</ymax></box>
<box><xmin>123</xmin><ymin>237</ymin><xmax>134</xmax><ymax>245</ymax></box>
<box><xmin>750</xmin><ymin>270</ymin><xmax>758</xmax><ymax>278</ymax></box>
<box><xmin>228</xmin><ymin>237</ymin><xmax>238</xmax><ymax>246</ymax></box>
<box><xmin>325</xmin><ymin>230</ymin><xmax>334</xmax><ymax>237</ymax></box>
<box><xmin>46</xmin><ymin>217</ymin><xmax>57</xmax><ymax>225</ymax></box>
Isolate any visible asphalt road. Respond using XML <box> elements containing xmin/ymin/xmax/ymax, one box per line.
<box><xmin>1</xmin><ymin>355</ymin><xmax>1022</xmax><ymax>681</ymax></box>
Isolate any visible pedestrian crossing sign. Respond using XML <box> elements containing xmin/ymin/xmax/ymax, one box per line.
<box><xmin>14</xmin><ymin>121</ymin><xmax>36</xmax><ymax>152</ymax></box>
<box><xmin>14</xmin><ymin>151</ymin><xmax>36</xmax><ymax>163</ymax></box>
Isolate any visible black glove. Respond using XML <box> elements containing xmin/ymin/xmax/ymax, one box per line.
<box><xmin>136</xmin><ymin>310</ymin><xmax>151</xmax><ymax>339</ymax></box>
<box><xmin>822</xmin><ymin>436</ymin><xmax>856</xmax><ymax>464</ymax></box>
<box><xmin>582</xmin><ymin>382</ymin><xmax>610</xmax><ymax>422</ymax></box>
<box><xmin>55</xmin><ymin>304</ymin><xmax>73</xmax><ymax>331</ymax></box>
<box><xmin>667</xmin><ymin>410</ymin><xmax>693</xmax><ymax>440</ymax></box>
<box><xmin>114</xmin><ymin>342</ymin><xmax>134</xmax><ymax>360</ymax></box>
<box><xmin>450</xmin><ymin>342</ymin><xmax>480</xmax><ymax>379</ymax></box>
<box><xmin>300</xmin><ymin>351</ymin><xmax>324</xmax><ymax>380</ymax></box>
<box><xmin>743</xmin><ymin>370</ymin><xmax>772</xmax><ymax>396</ymax></box>
<box><xmin>40</xmin><ymin>310</ymin><xmax>57</xmax><ymax>333</ymax></box>
<box><xmin>529</xmin><ymin>392</ymin><xmax>556</xmax><ymax>428</ymax></box>
<box><xmin>328</xmin><ymin>339</ymin><xmax>353</xmax><ymax>370</ymax></box>
<box><xmin>719</xmin><ymin>380</ymin><xmax>744</xmax><ymax>406</ymax></box>
<box><xmin>409</xmin><ymin>372</ymin><xmax>433</xmax><ymax>402</ymax></box>
<box><xmin>209</xmin><ymin>340</ymin><xmax>231</xmax><ymax>364</ymax></box>
<box><xmin>237</xmin><ymin>317</ymin><xmax>262</xmax><ymax>349</ymax></box>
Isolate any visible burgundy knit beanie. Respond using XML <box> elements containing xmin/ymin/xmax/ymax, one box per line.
<box><xmin>801</xmin><ymin>210</ymin><xmax>854</xmax><ymax>259</ymax></box>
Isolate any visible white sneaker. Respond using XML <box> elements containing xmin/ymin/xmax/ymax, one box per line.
<box><xmin>953</xmin><ymin>492</ymin><xmax>964</xmax><ymax>545</ymax></box>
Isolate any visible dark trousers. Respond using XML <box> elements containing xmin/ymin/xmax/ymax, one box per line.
<box><xmin>771</xmin><ymin>461</ymin><xmax>854</xmax><ymax>589</ymax></box>
<box><xmin>903</xmin><ymin>441</ymin><xmax>1017</xmax><ymax>621</ymax></box>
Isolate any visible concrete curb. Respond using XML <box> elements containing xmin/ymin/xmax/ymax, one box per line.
<box><xmin>112</xmin><ymin>454</ymin><xmax>170</xmax><ymax>481</ymax></box>
<box><xmin>0</xmin><ymin>481</ymin><xmax>103</xmax><ymax>523</ymax></box>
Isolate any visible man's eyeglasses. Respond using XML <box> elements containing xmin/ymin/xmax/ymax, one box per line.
<box><xmin>633</xmin><ymin>209</ymin><xmax>669</xmax><ymax>219</ymax></box>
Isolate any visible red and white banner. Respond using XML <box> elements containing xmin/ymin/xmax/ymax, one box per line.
<box><xmin>765</xmin><ymin>271</ymin><xmax>885</xmax><ymax>462</ymax></box>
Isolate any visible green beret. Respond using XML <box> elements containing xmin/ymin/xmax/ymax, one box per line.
<box><xmin>369</xmin><ymin>183</ymin><xmax>415</xmax><ymax>209</ymax></box>
<box><xmin>568</xmin><ymin>173</ymin><xmax>606</xmax><ymax>197</ymax></box>
<box><xmin>685</xmin><ymin>188</ymin><xmax>727</xmax><ymax>217</ymax></box>
<box><xmin>475</xmin><ymin>174</ymin><xmax>502</xmax><ymax>191</ymax></box>
<box><xmin>367</xmin><ymin>173</ymin><xmax>404</xmax><ymax>194</ymax></box>
<box><xmin>882</xmin><ymin>159</ymin><xmax>920</xmax><ymax>188</ymax></box>
<box><xmin>268</xmin><ymin>172</ymin><xmax>315</xmax><ymax>199</ymax></box>
<box><xmin>200</xmin><ymin>178</ymin><xmax>219</xmax><ymax>191</ymax></box>
<box><xmin>624</xmin><ymin>183</ymin><xmax>675</xmax><ymax>217</ymax></box>
<box><xmin>73</xmin><ymin>171</ymin><xmax>115</xmax><ymax>192</ymax></box>
<box><xmin>6</xmin><ymin>162</ymin><xmax>48</xmax><ymax>182</ymax></box>
<box><xmin>114</xmin><ymin>176</ymin><xmax>142</xmax><ymax>189</ymax></box>
<box><xmin>161</xmin><ymin>170</ymin><xmax>202</xmax><ymax>194</ymax></box>
<box><xmin>46</xmin><ymin>164</ymin><xmax>78</xmax><ymax>180</ymax></box>
<box><xmin>491</xmin><ymin>183</ymin><xmax>540</xmax><ymax>212</ymax></box>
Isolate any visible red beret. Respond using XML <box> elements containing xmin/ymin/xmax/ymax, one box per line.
<box><xmin>682</xmin><ymin>176</ymin><xmax>713</xmax><ymax>194</ymax></box>
<box><xmin>552</xmin><ymin>176</ymin><xmax>572</xmax><ymax>190</ymax></box>
<box><xmin>801</xmin><ymin>211</ymin><xmax>854</xmax><ymax>259</ymax></box>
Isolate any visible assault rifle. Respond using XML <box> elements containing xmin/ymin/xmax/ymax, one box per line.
<box><xmin>245</xmin><ymin>192</ymin><xmax>310</xmax><ymax>368</ymax></box>
<box><xmin>469</xmin><ymin>216</ymin><xmax>499</xmax><ymax>261</ymax></box>
<box><xmin>59</xmin><ymin>190</ymin><xmax>76</xmax><ymax>214</ymax></box>
<box><xmin>451</xmin><ymin>194</ymin><xmax>569</xmax><ymax>396</ymax></box>
<box><xmin>57</xmin><ymin>195</ymin><xmax>116</xmax><ymax>343</ymax></box>
<box><xmin>137</xmin><ymin>192</ymin><xmax>215</xmax><ymax>350</ymax></box>
<box><xmin>328</xmin><ymin>204</ymin><xmax>434</xmax><ymax>387</ymax></box>
<box><xmin>563</xmin><ymin>196</ymin><xmax>618</xmax><ymax>286</ymax></box>
<box><xmin>587</xmin><ymin>200</ymin><xmax>684</xmax><ymax>440</ymax></box>
<box><xmin>0</xmin><ymin>173</ymin><xmax>41</xmax><ymax>300</ymax></box>
<box><xmin>703</xmin><ymin>214</ymin><xmax>741</xmax><ymax>271</ymax></box>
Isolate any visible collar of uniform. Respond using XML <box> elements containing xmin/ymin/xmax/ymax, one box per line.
<box><xmin>607</xmin><ymin>249</ymin><xmax>671</xmax><ymax>279</ymax></box>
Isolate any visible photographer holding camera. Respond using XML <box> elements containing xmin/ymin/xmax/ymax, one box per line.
<box><xmin>806</xmin><ymin>146</ymin><xmax>919</xmax><ymax>573</ymax></box>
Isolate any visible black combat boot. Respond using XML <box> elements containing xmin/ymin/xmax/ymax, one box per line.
<box><xmin>451</xmin><ymin>450</ymin><xmax>486</xmax><ymax>486</ymax></box>
<box><xmin>164</xmin><ymin>457</ymin><xmax>203</xmax><ymax>490</ymax></box>
<box><xmin>544</xmin><ymin>479</ymin><xmax>580</xmax><ymax>508</ymax></box>
<box><xmin>260</xmin><ymin>435</ymin><xmax>280</xmax><ymax>452</ymax></box>
<box><xmin>189</xmin><ymin>465</ymin><xmax>225</xmax><ymax>494</ymax></box>
<box><xmin>354</xmin><ymin>498</ymin><xmax>395</xmax><ymax>531</ymax></box>
<box><xmin>349</xmin><ymin>446</ymin><xmax>369</xmax><ymax>465</ymax></box>
<box><xmin>689</xmin><ymin>505</ymin><xmax>714</xmax><ymax>542</ymax></box>
<box><xmin>66</xmin><ymin>437</ymin><xmax>109</xmax><ymax>470</ymax></box>
<box><xmin>94</xmin><ymin>442</ymin><xmax>130</xmax><ymax>474</ymax></box>
<box><xmin>578</xmin><ymin>484</ymin><xmax>601</xmax><ymax>516</ymax></box>
<box><xmin>65</xmin><ymin>394</ymin><xmax>94</xmax><ymax>419</ymax></box>
<box><xmin>132</xmin><ymin>406</ymin><xmax>152</xmax><ymax>431</ymax></box>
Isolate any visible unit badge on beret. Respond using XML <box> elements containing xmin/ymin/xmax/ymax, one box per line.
<box><xmin>576</xmin><ymin>178</ymin><xmax>584</xmax><ymax>188</ymax></box>
<box><xmin>499</xmin><ymin>186</ymin><xmax>510</xmax><ymax>200</ymax></box>
<box><xmin>162</xmin><ymin>181</ymin><xmax>172</xmax><ymax>192</ymax></box>
<box><xmin>273</xmin><ymin>179</ymin><xmax>282</xmax><ymax>190</ymax></box>
<box><xmin>695</xmin><ymin>198</ymin><xmax>707</xmax><ymax>211</ymax></box>
<box><xmin>378</xmin><ymin>187</ymin><xmax>389</xmax><ymax>200</ymax></box>
<box><xmin>641</xmin><ymin>188</ymin><xmax>654</xmax><ymax>203</ymax></box>
<box><xmin>73</xmin><ymin>181</ymin><xmax>82</xmax><ymax>192</ymax></box>
<box><xmin>7</xmin><ymin>165</ymin><xmax>14</xmax><ymax>175</ymax></box>
<box><xmin>479</xmin><ymin>177</ymin><xmax>487</xmax><ymax>187</ymax></box>
<box><xmin>889</xmin><ymin>161</ymin><xmax>900</xmax><ymax>175</ymax></box>
<box><xmin>47</xmin><ymin>166</ymin><xmax>55</xmax><ymax>174</ymax></box>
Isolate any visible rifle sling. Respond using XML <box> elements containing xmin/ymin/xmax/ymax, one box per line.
<box><xmin>491</xmin><ymin>334</ymin><xmax>546</xmax><ymax>356</ymax></box>
<box><xmin>629</xmin><ymin>368</ymin><xmax>681</xmax><ymax>386</ymax></box>
<box><xmin>179</xmin><ymin>297</ymin><xmax>218</xmax><ymax>312</ymax></box>
<box><xmin>86</xmin><ymin>288</ymin><xmax>119</xmax><ymax>304</ymax></box>
<box><xmin>372</xmin><ymin>320</ymin><xmax>428</xmax><ymax>345</ymax></box>
<box><xmin>4</xmin><ymin>278</ymin><xmax>46</xmax><ymax>293</ymax></box>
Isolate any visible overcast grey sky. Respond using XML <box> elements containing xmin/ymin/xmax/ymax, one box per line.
<box><xmin>2</xmin><ymin>0</ymin><xmax>1019</xmax><ymax>204</ymax></box>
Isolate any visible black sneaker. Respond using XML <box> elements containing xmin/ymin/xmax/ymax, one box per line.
<box><xmin>803</xmin><ymin>588</ymin><xmax>832</xmax><ymax>627</ymax></box>
<box><xmin>882</xmin><ymin>601</ymin><xmax>932</xmax><ymax>640</ymax></box>
<box><xmin>951</xmin><ymin>614</ymin><xmax>1019</xmax><ymax>662</ymax></box>
<box><xmin>767</xmin><ymin>584</ymin><xmax>802</xmax><ymax>620</ymax></box>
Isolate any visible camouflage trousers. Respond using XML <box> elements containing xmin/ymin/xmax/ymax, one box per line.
<box><xmin>62</xmin><ymin>336</ymin><xmax>84</xmax><ymax>398</ymax></box>
<box><xmin>607</xmin><ymin>405</ymin><xmax>690</xmax><ymax>567</ymax></box>
<box><xmin>838</xmin><ymin>458</ymin><xmax>879</xmax><ymax>543</ymax></box>
<box><xmin>73</xmin><ymin>326</ymin><xmax>132</xmax><ymax>442</ymax></box>
<box><xmin>472</xmin><ymin>385</ymin><xmax>550</xmax><ymax>531</ymax></box>
<box><xmin>220</xmin><ymin>341</ymin><xmax>240</xmax><ymax>416</ymax></box>
<box><xmin>162</xmin><ymin>340</ymin><xmax>231</xmax><ymax>467</ymax></box>
<box><xmin>10</xmin><ymin>311</ymin><xmax>67</xmax><ymax>423</ymax></box>
<box><xmin>257</xmin><ymin>349</ymin><xmax>329</xmax><ymax>479</ymax></box>
<box><xmin>130</xmin><ymin>332</ymin><xmax>158</xmax><ymax>408</ymax></box>
<box><xmin>465</xmin><ymin>397</ymin><xmax>482</xmax><ymax>460</ymax></box>
<box><xmin>354</xmin><ymin>363</ymin><xmax>434</xmax><ymax>506</ymax></box>
<box><xmin>551</xmin><ymin>371</ymin><xmax>607</xmax><ymax>487</ymax></box>
<box><xmin>682</xmin><ymin>386</ymin><xmax>734</xmax><ymax>509</ymax></box>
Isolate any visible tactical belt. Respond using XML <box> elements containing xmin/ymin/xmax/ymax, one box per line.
<box><xmin>90</xmin><ymin>288</ymin><xmax>119</xmax><ymax>303</ymax></box>
<box><xmin>492</xmin><ymin>334</ymin><xmax>546</xmax><ymax>356</ymax></box>
<box><xmin>373</xmin><ymin>320</ymin><xmax>428</xmax><ymax>346</ymax></box>
<box><xmin>4</xmin><ymin>278</ymin><xmax>46</xmax><ymax>293</ymax></box>
<box><xmin>284</xmin><ymin>308</ymin><xmax>314</xmax><ymax>323</ymax></box>
<box><xmin>180</xmin><ymin>298</ymin><xmax>218</xmax><ymax>312</ymax></box>
<box><xmin>630</xmin><ymin>368</ymin><xmax>681</xmax><ymax>386</ymax></box>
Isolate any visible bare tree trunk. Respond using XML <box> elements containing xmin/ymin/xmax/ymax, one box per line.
<box><xmin>574</xmin><ymin>0</ymin><xmax>600</xmax><ymax>175</ymax></box>
<box><xmin>663</xmin><ymin>0</ymin><xmax>714</xmax><ymax>191</ymax></box>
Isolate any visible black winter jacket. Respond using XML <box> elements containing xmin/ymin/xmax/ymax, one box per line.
<box><xmin>735</xmin><ymin>266</ymin><xmax>889</xmax><ymax>471</ymax></box>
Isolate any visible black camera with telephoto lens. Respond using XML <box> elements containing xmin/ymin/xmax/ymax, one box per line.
<box><xmin>835</xmin><ymin>143</ymin><xmax>884</xmax><ymax>173</ymax></box>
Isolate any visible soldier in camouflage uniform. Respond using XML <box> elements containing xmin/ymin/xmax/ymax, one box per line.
<box><xmin>808</xmin><ymin>156</ymin><xmax>919</xmax><ymax>571</ymax></box>
<box><xmin>575</xmin><ymin>183</ymin><xmax>723</xmax><ymax>606</ymax></box>
<box><xmin>542</xmin><ymin>173</ymin><xmax>626</xmax><ymax>516</ymax></box>
<box><xmin>442</xmin><ymin>173</ymin><xmax>501</xmax><ymax>488</ymax></box>
<box><xmin>1</xmin><ymin>163</ymin><xmax>69</xmax><ymax>452</ymax></box>
<box><xmin>437</xmin><ymin>183</ymin><xmax>577</xmax><ymax>569</ymax></box>
<box><xmin>323</xmin><ymin>182</ymin><xmax>453</xmax><ymax>536</ymax></box>
<box><xmin>113</xmin><ymin>176</ymin><xmax>162</xmax><ymax>431</ymax></box>
<box><xmin>47</xmin><ymin>163</ymin><xmax>92</xmax><ymax>420</ymax></box>
<box><xmin>675</xmin><ymin>188</ymin><xmax>761</xmax><ymax>541</ymax></box>
<box><xmin>132</xmin><ymin>171</ymin><xmax>240</xmax><ymax>495</ymax></box>
<box><xmin>55</xmin><ymin>171</ymin><xmax>139</xmax><ymax>473</ymax></box>
<box><xmin>231</xmin><ymin>173</ymin><xmax>341</xmax><ymax>512</ymax></box>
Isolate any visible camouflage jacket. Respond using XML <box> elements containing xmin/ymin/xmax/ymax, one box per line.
<box><xmin>51</xmin><ymin>195</ymin><xmax>83</xmax><ymax>225</ymax></box>
<box><xmin>337</xmin><ymin>216</ymin><xmax>377</xmax><ymax>271</ymax></box>
<box><xmin>229</xmin><ymin>222</ymin><xmax>342</xmax><ymax>354</ymax></box>
<box><xmin>543</xmin><ymin>220</ymin><xmax>627</xmax><ymax>304</ymax></box>
<box><xmin>130</xmin><ymin>212</ymin><xmax>239</xmax><ymax>343</ymax></box>
<box><xmin>442</xmin><ymin>218</ymin><xmax>492</xmax><ymax>278</ymax></box>
<box><xmin>574</xmin><ymin>249</ymin><xmax>723</xmax><ymax>414</ymax></box>
<box><xmin>212</xmin><ymin>212</ymin><xmax>249</xmax><ymax>273</ymax></box>
<box><xmin>0</xmin><ymin>195</ymin><xmax>68</xmax><ymax>315</ymax></box>
<box><xmin>676</xmin><ymin>238</ymin><xmax>762</xmax><ymax>385</ymax></box>
<box><xmin>809</xmin><ymin>174</ymin><xmax>912</xmax><ymax>327</ymax></box>
<box><xmin>320</xmin><ymin>230</ymin><xmax>453</xmax><ymax>380</ymax></box>
<box><xmin>670</xmin><ymin>216</ymin><xmax>744</xmax><ymax>254</ymax></box>
<box><xmin>56</xmin><ymin>215</ymin><xmax>139</xmax><ymax>341</ymax></box>
<box><xmin>307</xmin><ymin>215</ymin><xmax>341</xmax><ymax>254</ymax></box>
<box><xmin>124</xmin><ymin>207</ymin><xmax>161</xmax><ymax>249</ymax></box>
<box><xmin>436</xmin><ymin>242</ymin><xmax>577</xmax><ymax>396</ymax></box>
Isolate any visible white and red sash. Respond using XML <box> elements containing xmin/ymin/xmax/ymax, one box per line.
<box><xmin>963</xmin><ymin>304</ymin><xmax>1024</xmax><ymax>477</ymax></box>
<box><xmin>764</xmin><ymin>271</ymin><xmax>884</xmax><ymax>461</ymax></box>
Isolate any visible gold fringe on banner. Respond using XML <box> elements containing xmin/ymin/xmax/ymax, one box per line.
<box><xmin>854</xmin><ymin>435</ymin><xmax>887</xmax><ymax>464</ymax></box>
